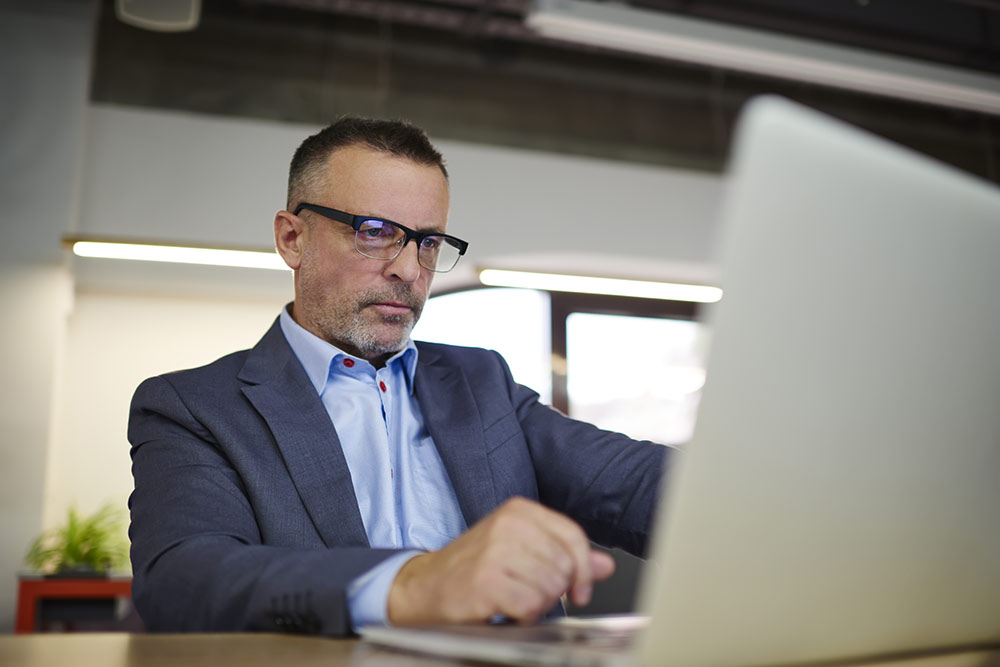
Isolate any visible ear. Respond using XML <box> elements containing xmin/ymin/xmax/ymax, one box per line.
<box><xmin>274</xmin><ymin>209</ymin><xmax>307</xmax><ymax>271</ymax></box>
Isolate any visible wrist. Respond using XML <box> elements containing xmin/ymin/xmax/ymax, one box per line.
<box><xmin>387</xmin><ymin>552</ymin><xmax>431</xmax><ymax>626</ymax></box>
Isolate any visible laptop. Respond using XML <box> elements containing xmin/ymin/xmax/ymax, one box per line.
<box><xmin>361</xmin><ymin>96</ymin><xmax>1000</xmax><ymax>666</ymax></box>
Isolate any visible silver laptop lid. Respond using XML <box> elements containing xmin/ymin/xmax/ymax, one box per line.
<box><xmin>637</xmin><ymin>96</ymin><xmax>1000</xmax><ymax>666</ymax></box>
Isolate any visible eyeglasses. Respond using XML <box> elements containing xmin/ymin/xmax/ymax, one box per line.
<box><xmin>294</xmin><ymin>203</ymin><xmax>469</xmax><ymax>273</ymax></box>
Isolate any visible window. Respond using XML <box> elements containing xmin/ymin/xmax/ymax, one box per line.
<box><xmin>413</xmin><ymin>288</ymin><xmax>552</xmax><ymax>403</ymax></box>
<box><xmin>415</xmin><ymin>287</ymin><xmax>708</xmax><ymax>446</ymax></box>
<box><xmin>566</xmin><ymin>312</ymin><xmax>707</xmax><ymax>445</ymax></box>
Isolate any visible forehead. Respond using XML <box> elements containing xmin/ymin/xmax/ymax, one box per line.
<box><xmin>316</xmin><ymin>144</ymin><xmax>449</xmax><ymax>229</ymax></box>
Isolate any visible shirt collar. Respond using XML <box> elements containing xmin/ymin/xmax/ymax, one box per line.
<box><xmin>279</xmin><ymin>304</ymin><xmax>418</xmax><ymax>395</ymax></box>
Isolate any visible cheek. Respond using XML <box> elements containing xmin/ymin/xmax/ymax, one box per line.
<box><xmin>414</xmin><ymin>272</ymin><xmax>434</xmax><ymax>297</ymax></box>
<box><xmin>305</xmin><ymin>245</ymin><xmax>358</xmax><ymax>283</ymax></box>
<box><xmin>300</xmin><ymin>251</ymin><xmax>350</xmax><ymax>298</ymax></box>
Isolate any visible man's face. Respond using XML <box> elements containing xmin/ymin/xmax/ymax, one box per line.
<box><xmin>288</xmin><ymin>145</ymin><xmax>450</xmax><ymax>365</ymax></box>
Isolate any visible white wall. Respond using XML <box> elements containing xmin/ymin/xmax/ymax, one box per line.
<box><xmin>42</xmin><ymin>291</ymin><xmax>286</xmax><ymax>531</ymax></box>
<box><xmin>77</xmin><ymin>106</ymin><xmax>299</xmax><ymax>250</ymax></box>
<box><xmin>0</xmin><ymin>0</ymin><xmax>97</xmax><ymax>632</ymax></box>
<box><xmin>77</xmin><ymin>104</ymin><xmax>725</xmax><ymax>292</ymax></box>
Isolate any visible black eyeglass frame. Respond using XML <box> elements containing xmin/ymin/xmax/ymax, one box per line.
<box><xmin>294</xmin><ymin>202</ymin><xmax>469</xmax><ymax>273</ymax></box>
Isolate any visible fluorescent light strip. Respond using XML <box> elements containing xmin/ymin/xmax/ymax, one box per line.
<box><xmin>528</xmin><ymin>0</ymin><xmax>1000</xmax><ymax>115</ymax></box>
<box><xmin>71</xmin><ymin>241</ymin><xmax>289</xmax><ymax>271</ymax></box>
<box><xmin>479</xmin><ymin>269</ymin><xmax>722</xmax><ymax>303</ymax></box>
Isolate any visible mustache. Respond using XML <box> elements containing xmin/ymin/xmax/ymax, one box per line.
<box><xmin>358</xmin><ymin>286</ymin><xmax>424</xmax><ymax>312</ymax></box>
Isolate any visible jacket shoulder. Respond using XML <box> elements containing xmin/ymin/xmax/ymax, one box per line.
<box><xmin>147</xmin><ymin>348</ymin><xmax>252</xmax><ymax>388</ymax></box>
<box><xmin>414</xmin><ymin>339</ymin><xmax>495</xmax><ymax>358</ymax></box>
<box><xmin>414</xmin><ymin>340</ymin><xmax>510</xmax><ymax>373</ymax></box>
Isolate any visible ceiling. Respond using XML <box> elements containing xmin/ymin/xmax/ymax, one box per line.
<box><xmin>246</xmin><ymin>0</ymin><xmax>1000</xmax><ymax>74</ymax></box>
<box><xmin>92</xmin><ymin>0</ymin><xmax>1000</xmax><ymax>180</ymax></box>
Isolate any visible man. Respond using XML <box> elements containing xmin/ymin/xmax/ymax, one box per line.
<box><xmin>128</xmin><ymin>117</ymin><xmax>669</xmax><ymax>636</ymax></box>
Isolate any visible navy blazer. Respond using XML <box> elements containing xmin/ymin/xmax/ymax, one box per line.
<box><xmin>128</xmin><ymin>318</ymin><xmax>668</xmax><ymax>636</ymax></box>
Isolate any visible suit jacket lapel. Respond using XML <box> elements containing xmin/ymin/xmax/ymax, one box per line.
<box><xmin>238</xmin><ymin>320</ymin><xmax>369</xmax><ymax>548</ymax></box>
<box><xmin>415</xmin><ymin>346</ymin><xmax>498</xmax><ymax>528</ymax></box>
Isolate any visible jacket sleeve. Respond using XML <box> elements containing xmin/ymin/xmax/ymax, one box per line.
<box><xmin>127</xmin><ymin>375</ymin><xmax>400</xmax><ymax>636</ymax></box>
<box><xmin>489</xmin><ymin>350</ymin><xmax>673</xmax><ymax>558</ymax></box>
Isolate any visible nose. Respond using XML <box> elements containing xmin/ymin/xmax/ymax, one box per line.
<box><xmin>386</xmin><ymin>238</ymin><xmax>422</xmax><ymax>283</ymax></box>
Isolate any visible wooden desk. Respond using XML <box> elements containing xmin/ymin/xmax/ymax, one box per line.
<box><xmin>0</xmin><ymin>633</ymin><xmax>438</xmax><ymax>667</ymax></box>
<box><xmin>0</xmin><ymin>633</ymin><xmax>997</xmax><ymax>667</ymax></box>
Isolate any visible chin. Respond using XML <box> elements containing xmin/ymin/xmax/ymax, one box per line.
<box><xmin>366</xmin><ymin>327</ymin><xmax>412</xmax><ymax>354</ymax></box>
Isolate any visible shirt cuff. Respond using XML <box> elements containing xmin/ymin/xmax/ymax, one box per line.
<box><xmin>346</xmin><ymin>551</ymin><xmax>422</xmax><ymax>630</ymax></box>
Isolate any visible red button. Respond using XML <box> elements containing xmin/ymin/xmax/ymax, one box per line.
<box><xmin>379</xmin><ymin>381</ymin><xmax>387</xmax><ymax>392</ymax></box>
<box><xmin>343</xmin><ymin>359</ymin><xmax>354</xmax><ymax>368</ymax></box>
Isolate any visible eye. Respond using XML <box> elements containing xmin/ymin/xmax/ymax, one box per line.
<box><xmin>420</xmin><ymin>236</ymin><xmax>443</xmax><ymax>250</ymax></box>
<box><xmin>358</xmin><ymin>220</ymin><xmax>396</xmax><ymax>240</ymax></box>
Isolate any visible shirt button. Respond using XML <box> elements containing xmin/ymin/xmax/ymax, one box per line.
<box><xmin>379</xmin><ymin>381</ymin><xmax>387</xmax><ymax>392</ymax></box>
<box><xmin>343</xmin><ymin>358</ymin><xmax>354</xmax><ymax>368</ymax></box>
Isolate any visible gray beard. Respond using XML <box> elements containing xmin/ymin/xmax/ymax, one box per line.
<box><xmin>314</xmin><ymin>285</ymin><xmax>424</xmax><ymax>359</ymax></box>
<box><xmin>341</xmin><ymin>308</ymin><xmax>417</xmax><ymax>358</ymax></box>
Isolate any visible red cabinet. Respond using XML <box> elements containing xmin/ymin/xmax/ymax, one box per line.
<box><xmin>15</xmin><ymin>576</ymin><xmax>137</xmax><ymax>633</ymax></box>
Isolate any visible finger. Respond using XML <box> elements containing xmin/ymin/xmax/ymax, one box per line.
<box><xmin>568</xmin><ymin>548</ymin><xmax>618</xmax><ymax>606</ymax></box>
<box><xmin>534</xmin><ymin>512</ymin><xmax>595</xmax><ymax>606</ymax></box>
<box><xmin>589</xmin><ymin>549</ymin><xmax>616</xmax><ymax>582</ymax></box>
<box><xmin>500</xmin><ymin>532</ymin><xmax>576</xmax><ymax>602</ymax></box>
<box><xmin>568</xmin><ymin>550</ymin><xmax>616</xmax><ymax>607</ymax></box>
<box><xmin>467</xmin><ymin>538</ymin><xmax>573</xmax><ymax>622</ymax></box>
<box><xmin>501</xmin><ymin>499</ymin><xmax>598</xmax><ymax>608</ymax></box>
<box><xmin>490</xmin><ymin>573</ymin><xmax>553</xmax><ymax>623</ymax></box>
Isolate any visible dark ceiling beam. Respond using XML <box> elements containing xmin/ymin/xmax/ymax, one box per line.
<box><xmin>244</xmin><ymin>0</ymin><xmax>534</xmax><ymax>39</ymax></box>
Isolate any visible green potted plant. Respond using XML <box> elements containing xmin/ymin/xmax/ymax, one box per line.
<box><xmin>25</xmin><ymin>502</ymin><xmax>130</xmax><ymax>577</ymax></box>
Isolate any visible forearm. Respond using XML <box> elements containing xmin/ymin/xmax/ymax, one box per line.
<box><xmin>516</xmin><ymin>389</ymin><xmax>671</xmax><ymax>556</ymax></box>
<box><xmin>132</xmin><ymin>536</ymin><xmax>400</xmax><ymax>635</ymax></box>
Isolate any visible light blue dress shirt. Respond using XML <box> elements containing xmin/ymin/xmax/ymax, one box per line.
<box><xmin>278</xmin><ymin>308</ymin><xmax>467</xmax><ymax>628</ymax></box>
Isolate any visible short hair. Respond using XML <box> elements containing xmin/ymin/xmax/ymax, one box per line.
<box><xmin>286</xmin><ymin>116</ymin><xmax>448</xmax><ymax>210</ymax></box>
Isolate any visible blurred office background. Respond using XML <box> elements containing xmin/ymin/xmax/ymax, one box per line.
<box><xmin>1</xmin><ymin>0</ymin><xmax>998</xmax><ymax>630</ymax></box>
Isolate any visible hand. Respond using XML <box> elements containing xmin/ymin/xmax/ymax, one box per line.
<box><xmin>386</xmin><ymin>496</ymin><xmax>615</xmax><ymax>625</ymax></box>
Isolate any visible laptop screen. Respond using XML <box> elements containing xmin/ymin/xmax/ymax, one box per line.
<box><xmin>638</xmin><ymin>96</ymin><xmax>1000</xmax><ymax>666</ymax></box>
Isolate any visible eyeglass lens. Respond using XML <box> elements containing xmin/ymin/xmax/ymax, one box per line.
<box><xmin>356</xmin><ymin>219</ymin><xmax>461</xmax><ymax>272</ymax></box>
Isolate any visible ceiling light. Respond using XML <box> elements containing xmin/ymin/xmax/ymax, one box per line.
<box><xmin>479</xmin><ymin>269</ymin><xmax>722</xmax><ymax>303</ymax></box>
<box><xmin>115</xmin><ymin>0</ymin><xmax>201</xmax><ymax>32</ymax></box>
<box><xmin>67</xmin><ymin>238</ymin><xmax>289</xmax><ymax>271</ymax></box>
<box><xmin>528</xmin><ymin>0</ymin><xmax>1000</xmax><ymax>115</ymax></box>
